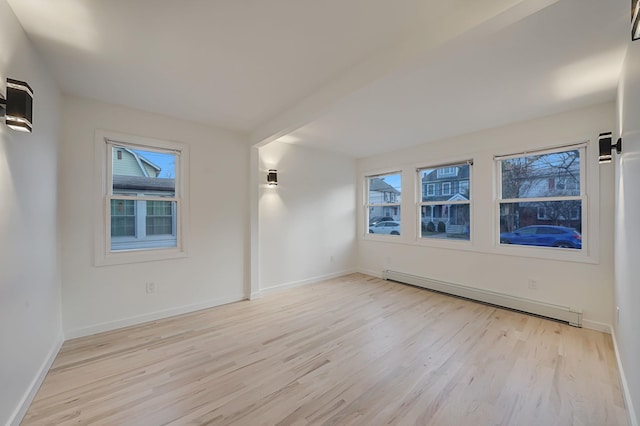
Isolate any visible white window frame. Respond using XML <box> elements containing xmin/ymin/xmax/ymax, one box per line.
<box><xmin>417</xmin><ymin>161</ymin><xmax>472</xmax><ymax>243</ymax></box>
<box><xmin>441</xmin><ymin>182</ymin><xmax>452</xmax><ymax>196</ymax></box>
<box><xmin>94</xmin><ymin>130</ymin><xmax>190</xmax><ymax>266</ymax></box>
<box><xmin>426</xmin><ymin>183</ymin><xmax>435</xmax><ymax>197</ymax></box>
<box><xmin>437</xmin><ymin>167</ymin><xmax>457</xmax><ymax>178</ymax></box>
<box><xmin>364</xmin><ymin>171</ymin><xmax>402</xmax><ymax>238</ymax></box>
<box><xmin>495</xmin><ymin>142</ymin><xmax>589</xmax><ymax>259</ymax></box>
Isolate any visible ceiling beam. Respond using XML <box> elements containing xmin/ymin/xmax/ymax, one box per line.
<box><xmin>249</xmin><ymin>0</ymin><xmax>559</xmax><ymax>148</ymax></box>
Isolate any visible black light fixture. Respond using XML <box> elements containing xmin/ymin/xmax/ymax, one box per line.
<box><xmin>598</xmin><ymin>132</ymin><xmax>622</xmax><ymax>164</ymax></box>
<box><xmin>633</xmin><ymin>0</ymin><xmax>640</xmax><ymax>41</ymax></box>
<box><xmin>0</xmin><ymin>78</ymin><xmax>34</xmax><ymax>133</ymax></box>
<box><xmin>267</xmin><ymin>169</ymin><xmax>278</xmax><ymax>186</ymax></box>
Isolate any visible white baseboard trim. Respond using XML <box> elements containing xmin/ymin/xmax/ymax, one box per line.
<box><xmin>356</xmin><ymin>268</ymin><xmax>383</xmax><ymax>278</ymax></box>
<box><xmin>64</xmin><ymin>294</ymin><xmax>245</xmax><ymax>340</ymax></box>
<box><xmin>260</xmin><ymin>269</ymin><xmax>356</xmax><ymax>296</ymax></box>
<box><xmin>582</xmin><ymin>319</ymin><xmax>612</xmax><ymax>334</ymax></box>
<box><xmin>9</xmin><ymin>332</ymin><xmax>64</xmax><ymax>426</ymax></box>
<box><xmin>611</xmin><ymin>327</ymin><xmax>638</xmax><ymax>426</ymax></box>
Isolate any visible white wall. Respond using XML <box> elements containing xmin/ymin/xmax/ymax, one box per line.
<box><xmin>357</xmin><ymin>103</ymin><xmax>615</xmax><ymax>327</ymax></box>
<box><xmin>615</xmin><ymin>39</ymin><xmax>640</xmax><ymax>425</ymax></box>
<box><xmin>259</xmin><ymin>141</ymin><xmax>356</xmax><ymax>291</ymax></box>
<box><xmin>60</xmin><ymin>96</ymin><xmax>249</xmax><ymax>337</ymax></box>
<box><xmin>0</xmin><ymin>1</ymin><xmax>63</xmax><ymax>424</ymax></box>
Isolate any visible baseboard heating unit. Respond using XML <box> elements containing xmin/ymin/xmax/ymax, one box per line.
<box><xmin>382</xmin><ymin>270</ymin><xmax>583</xmax><ymax>327</ymax></box>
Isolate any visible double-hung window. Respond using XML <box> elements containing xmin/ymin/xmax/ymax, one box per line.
<box><xmin>95</xmin><ymin>131</ymin><xmax>189</xmax><ymax>265</ymax></box>
<box><xmin>418</xmin><ymin>161</ymin><xmax>472</xmax><ymax>240</ymax></box>
<box><xmin>496</xmin><ymin>145</ymin><xmax>584</xmax><ymax>250</ymax></box>
<box><xmin>366</xmin><ymin>172</ymin><xmax>402</xmax><ymax>236</ymax></box>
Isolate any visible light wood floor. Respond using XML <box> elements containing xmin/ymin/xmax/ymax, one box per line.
<box><xmin>23</xmin><ymin>274</ymin><xmax>627</xmax><ymax>425</ymax></box>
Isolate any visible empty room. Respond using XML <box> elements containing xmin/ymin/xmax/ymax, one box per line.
<box><xmin>1</xmin><ymin>0</ymin><xmax>639</xmax><ymax>425</ymax></box>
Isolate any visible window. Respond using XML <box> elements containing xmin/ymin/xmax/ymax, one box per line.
<box><xmin>366</xmin><ymin>172</ymin><xmax>401</xmax><ymax>236</ymax></box>
<box><xmin>425</xmin><ymin>184</ymin><xmax>435</xmax><ymax>197</ymax></box>
<box><xmin>437</xmin><ymin>167</ymin><xmax>458</xmax><ymax>178</ymax></box>
<box><xmin>108</xmin><ymin>144</ymin><xmax>179</xmax><ymax>251</ymax></box>
<box><xmin>459</xmin><ymin>180</ymin><xmax>469</xmax><ymax>196</ymax></box>
<box><xmin>111</xmin><ymin>199</ymin><xmax>135</xmax><ymax>236</ymax></box>
<box><xmin>537</xmin><ymin>206</ymin><xmax>550</xmax><ymax>220</ymax></box>
<box><xmin>418</xmin><ymin>162</ymin><xmax>471</xmax><ymax>241</ymax></box>
<box><xmin>497</xmin><ymin>146</ymin><xmax>584</xmax><ymax>250</ymax></box>
<box><xmin>95</xmin><ymin>131</ymin><xmax>189</xmax><ymax>265</ymax></box>
<box><xmin>146</xmin><ymin>200</ymin><xmax>175</xmax><ymax>235</ymax></box>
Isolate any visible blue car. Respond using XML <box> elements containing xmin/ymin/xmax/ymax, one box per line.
<box><xmin>500</xmin><ymin>225</ymin><xmax>582</xmax><ymax>249</ymax></box>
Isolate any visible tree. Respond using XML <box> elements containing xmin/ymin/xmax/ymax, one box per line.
<box><xmin>500</xmin><ymin>150</ymin><xmax>580</xmax><ymax>232</ymax></box>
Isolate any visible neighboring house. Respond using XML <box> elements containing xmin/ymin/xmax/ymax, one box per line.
<box><xmin>500</xmin><ymin>151</ymin><xmax>581</xmax><ymax>232</ymax></box>
<box><xmin>368</xmin><ymin>177</ymin><xmax>400</xmax><ymax>220</ymax></box>
<box><xmin>111</xmin><ymin>149</ymin><xmax>177</xmax><ymax>250</ymax></box>
<box><xmin>113</xmin><ymin>147</ymin><xmax>161</xmax><ymax>177</ymax></box>
<box><xmin>421</xmin><ymin>166</ymin><xmax>470</xmax><ymax>233</ymax></box>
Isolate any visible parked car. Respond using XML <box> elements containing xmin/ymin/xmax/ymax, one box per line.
<box><xmin>500</xmin><ymin>225</ymin><xmax>581</xmax><ymax>249</ymax></box>
<box><xmin>369</xmin><ymin>221</ymin><xmax>401</xmax><ymax>235</ymax></box>
<box><xmin>369</xmin><ymin>216</ymin><xmax>394</xmax><ymax>226</ymax></box>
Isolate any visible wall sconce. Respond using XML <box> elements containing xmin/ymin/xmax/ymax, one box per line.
<box><xmin>0</xmin><ymin>78</ymin><xmax>34</xmax><ymax>133</ymax></box>
<box><xmin>267</xmin><ymin>169</ymin><xmax>278</xmax><ymax>186</ymax></box>
<box><xmin>598</xmin><ymin>132</ymin><xmax>622</xmax><ymax>164</ymax></box>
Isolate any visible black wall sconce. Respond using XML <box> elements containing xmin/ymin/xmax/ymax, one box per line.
<box><xmin>0</xmin><ymin>78</ymin><xmax>34</xmax><ymax>133</ymax></box>
<box><xmin>599</xmin><ymin>132</ymin><xmax>622</xmax><ymax>164</ymax></box>
<box><xmin>267</xmin><ymin>169</ymin><xmax>278</xmax><ymax>186</ymax></box>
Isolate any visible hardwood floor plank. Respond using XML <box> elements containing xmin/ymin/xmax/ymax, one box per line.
<box><xmin>22</xmin><ymin>274</ymin><xmax>628</xmax><ymax>425</ymax></box>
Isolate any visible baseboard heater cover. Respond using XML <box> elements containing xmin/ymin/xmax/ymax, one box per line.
<box><xmin>382</xmin><ymin>270</ymin><xmax>582</xmax><ymax>327</ymax></box>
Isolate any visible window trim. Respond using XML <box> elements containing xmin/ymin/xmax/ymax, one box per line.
<box><xmin>441</xmin><ymin>181</ymin><xmax>452</xmax><ymax>196</ymax></box>
<box><xmin>425</xmin><ymin>183</ymin><xmax>435</xmax><ymax>197</ymax></box>
<box><xmin>494</xmin><ymin>142</ymin><xmax>595</xmax><ymax>261</ymax></box>
<box><xmin>94</xmin><ymin>130</ymin><xmax>190</xmax><ymax>266</ymax></box>
<box><xmin>437</xmin><ymin>166</ymin><xmax>457</xmax><ymax>178</ymax></box>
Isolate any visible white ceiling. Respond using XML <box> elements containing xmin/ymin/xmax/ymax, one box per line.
<box><xmin>7</xmin><ymin>0</ymin><xmax>630</xmax><ymax>158</ymax></box>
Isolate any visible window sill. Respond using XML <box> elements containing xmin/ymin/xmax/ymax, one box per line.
<box><xmin>362</xmin><ymin>233</ymin><xmax>403</xmax><ymax>242</ymax></box>
<box><xmin>488</xmin><ymin>243</ymin><xmax>597</xmax><ymax>264</ymax></box>
<box><xmin>95</xmin><ymin>246</ymin><xmax>187</xmax><ymax>267</ymax></box>
<box><xmin>413</xmin><ymin>235</ymin><xmax>473</xmax><ymax>251</ymax></box>
<box><xmin>360</xmin><ymin>234</ymin><xmax>598</xmax><ymax>264</ymax></box>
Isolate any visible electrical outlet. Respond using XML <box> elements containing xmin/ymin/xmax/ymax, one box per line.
<box><xmin>146</xmin><ymin>282</ymin><xmax>156</xmax><ymax>294</ymax></box>
<box><xmin>527</xmin><ymin>279</ymin><xmax>538</xmax><ymax>290</ymax></box>
<box><xmin>329</xmin><ymin>255</ymin><xmax>334</xmax><ymax>263</ymax></box>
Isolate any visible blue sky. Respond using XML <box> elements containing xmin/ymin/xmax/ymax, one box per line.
<box><xmin>381</xmin><ymin>174</ymin><xmax>401</xmax><ymax>192</ymax></box>
<box><xmin>134</xmin><ymin>149</ymin><xmax>176</xmax><ymax>178</ymax></box>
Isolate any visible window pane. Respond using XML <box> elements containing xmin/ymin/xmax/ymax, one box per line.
<box><xmin>421</xmin><ymin>204</ymin><xmax>470</xmax><ymax>240</ymax></box>
<box><xmin>112</xmin><ymin>147</ymin><xmax>176</xmax><ymax>196</ymax></box>
<box><xmin>146</xmin><ymin>201</ymin><xmax>175</xmax><ymax>236</ymax></box>
<box><xmin>368</xmin><ymin>174</ymin><xmax>401</xmax><ymax>204</ymax></box>
<box><xmin>499</xmin><ymin>201</ymin><xmax>582</xmax><ymax>249</ymax></box>
<box><xmin>420</xmin><ymin>164</ymin><xmax>470</xmax><ymax>202</ymax></box>
<box><xmin>501</xmin><ymin>150</ymin><xmax>580</xmax><ymax>199</ymax></box>
<box><xmin>110</xmin><ymin>199</ymin><xmax>135</xmax><ymax>237</ymax></box>
<box><xmin>368</xmin><ymin>211</ymin><xmax>401</xmax><ymax>235</ymax></box>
